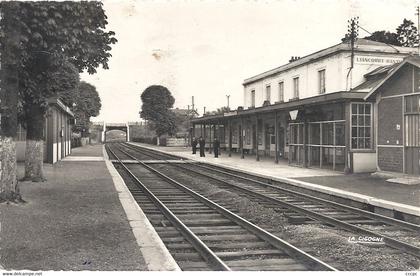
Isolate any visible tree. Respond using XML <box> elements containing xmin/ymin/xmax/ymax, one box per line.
<box><xmin>340</xmin><ymin>18</ymin><xmax>419</xmax><ymax>47</ymax></box>
<box><xmin>206</xmin><ymin>106</ymin><xmax>231</xmax><ymax>115</ymax></box>
<box><xmin>68</xmin><ymin>81</ymin><xmax>102</xmax><ymax>136</ymax></box>
<box><xmin>21</xmin><ymin>59</ymin><xmax>80</xmax><ymax>181</ymax></box>
<box><xmin>149</xmin><ymin>111</ymin><xmax>177</xmax><ymax>137</ymax></box>
<box><xmin>0</xmin><ymin>2</ymin><xmax>23</xmax><ymax>202</ymax></box>
<box><xmin>364</xmin><ymin>31</ymin><xmax>401</xmax><ymax>46</ymax></box>
<box><xmin>140</xmin><ymin>85</ymin><xmax>177</xmax><ymax>137</ymax></box>
<box><xmin>397</xmin><ymin>19</ymin><xmax>419</xmax><ymax>47</ymax></box>
<box><xmin>0</xmin><ymin>1</ymin><xmax>117</xmax><ymax>182</ymax></box>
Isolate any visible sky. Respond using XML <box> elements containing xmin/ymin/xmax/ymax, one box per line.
<box><xmin>80</xmin><ymin>0</ymin><xmax>419</xmax><ymax>123</ymax></box>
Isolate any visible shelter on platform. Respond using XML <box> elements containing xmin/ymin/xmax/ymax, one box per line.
<box><xmin>16</xmin><ymin>98</ymin><xmax>74</xmax><ymax>164</ymax></box>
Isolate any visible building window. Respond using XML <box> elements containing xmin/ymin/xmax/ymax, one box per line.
<box><xmin>351</xmin><ymin>103</ymin><xmax>372</xmax><ymax>149</ymax></box>
<box><xmin>278</xmin><ymin>82</ymin><xmax>284</xmax><ymax>102</ymax></box>
<box><xmin>250</xmin><ymin>90</ymin><xmax>255</xmax><ymax>107</ymax></box>
<box><xmin>293</xmin><ymin>77</ymin><xmax>299</xmax><ymax>99</ymax></box>
<box><xmin>266</xmin><ymin>85</ymin><xmax>271</xmax><ymax>103</ymax></box>
<box><xmin>318</xmin><ymin>69</ymin><xmax>326</xmax><ymax>94</ymax></box>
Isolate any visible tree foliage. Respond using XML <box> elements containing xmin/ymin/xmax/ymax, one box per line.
<box><xmin>59</xmin><ymin>80</ymin><xmax>101</xmax><ymax>135</ymax></box>
<box><xmin>206</xmin><ymin>106</ymin><xmax>230</xmax><ymax>116</ymax></box>
<box><xmin>0</xmin><ymin>1</ymin><xmax>114</xmax><ymax>182</ymax></box>
<box><xmin>140</xmin><ymin>85</ymin><xmax>177</xmax><ymax>136</ymax></box>
<box><xmin>396</xmin><ymin>19</ymin><xmax>419</xmax><ymax>47</ymax></box>
<box><xmin>341</xmin><ymin>18</ymin><xmax>419</xmax><ymax>47</ymax></box>
<box><xmin>364</xmin><ymin>31</ymin><xmax>401</xmax><ymax>46</ymax></box>
<box><xmin>0</xmin><ymin>1</ymin><xmax>116</xmax><ymax>139</ymax></box>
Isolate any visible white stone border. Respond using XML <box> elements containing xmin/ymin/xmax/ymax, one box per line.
<box><xmin>128</xmin><ymin>142</ymin><xmax>420</xmax><ymax>218</ymax></box>
<box><xmin>103</xmin><ymin>145</ymin><xmax>180</xmax><ymax>271</ymax></box>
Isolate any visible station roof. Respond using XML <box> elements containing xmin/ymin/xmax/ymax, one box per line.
<box><xmin>243</xmin><ymin>39</ymin><xmax>416</xmax><ymax>86</ymax></box>
<box><xmin>191</xmin><ymin>91</ymin><xmax>367</xmax><ymax>123</ymax></box>
<box><xmin>47</xmin><ymin>97</ymin><xmax>74</xmax><ymax>117</ymax></box>
<box><xmin>363</xmin><ymin>55</ymin><xmax>420</xmax><ymax>100</ymax></box>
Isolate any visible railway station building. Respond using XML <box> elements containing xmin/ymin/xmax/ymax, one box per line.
<box><xmin>191</xmin><ymin>39</ymin><xmax>418</xmax><ymax>174</ymax></box>
<box><xmin>16</xmin><ymin>98</ymin><xmax>74</xmax><ymax>164</ymax></box>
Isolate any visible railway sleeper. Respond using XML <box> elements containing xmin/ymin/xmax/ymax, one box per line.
<box><xmin>177</xmin><ymin>261</ymin><xmax>212</xmax><ymax>271</ymax></box>
<box><xmin>166</xmin><ymin>241</ymin><xmax>270</xmax><ymax>250</ymax></box>
<box><xmin>161</xmin><ymin>234</ymin><xmax>260</xmax><ymax>243</ymax></box>
<box><xmin>225</xmin><ymin>258</ymin><xmax>306</xmax><ymax>271</ymax></box>
<box><xmin>216</xmin><ymin>249</ymin><xmax>289</xmax><ymax>260</ymax></box>
<box><xmin>157</xmin><ymin>228</ymin><xmax>250</xmax><ymax>238</ymax></box>
<box><xmin>193</xmin><ymin>233</ymin><xmax>261</xmax><ymax>242</ymax></box>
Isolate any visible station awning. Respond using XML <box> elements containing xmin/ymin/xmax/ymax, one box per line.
<box><xmin>191</xmin><ymin>91</ymin><xmax>367</xmax><ymax>123</ymax></box>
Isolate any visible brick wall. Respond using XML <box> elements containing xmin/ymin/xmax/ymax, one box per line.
<box><xmin>378</xmin><ymin>97</ymin><xmax>403</xmax><ymax>145</ymax></box>
<box><xmin>378</xmin><ymin>147</ymin><xmax>403</xmax><ymax>172</ymax></box>
<box><xmin>376</xmin><ymin>64</ymin><xmax>413</xmax><ymax>97</ymax></box>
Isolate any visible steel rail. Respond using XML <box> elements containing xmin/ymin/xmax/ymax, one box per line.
<box><xmin>115</xmin><ymin>145</ymin><xmax>337</xmax><ymax>271</ymax></box>
<box><xmin>122</xmin><ymin>142</ymin><xmax>420</xmax><ymax>232</ymax></box>
<box><xmin>119</xmin><ymin>143</ymin><xmax>420</xmax><ymax>257</ymax></box>
<box><xmin>192</xmin><ymin>163</ymin><xmax>420</xmax><ymax>232</ymax></box>
<box><xmin>106</xmin><ymin>145</ymin><xmax>231</xmax><ymax>271</ymax></box>
<box><xmin>170</xmin><ymin>163</ymin><xmax>420</xmax><ymax>258</ymax></box>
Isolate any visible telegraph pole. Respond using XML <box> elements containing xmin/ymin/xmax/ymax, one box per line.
<box><xmin>416</xmin><ymin>6</ymin><xmax>420</xmax><ymax>55</ymax></box>
<box><xmin>346</xmin><ymin>16</ymin><xmax>359</xmax><ymax>90</ymax></box>
<box><xmin>348</xmin><ymin>16</ymin><xmax>359</xmax><ymax>70</ymax></box>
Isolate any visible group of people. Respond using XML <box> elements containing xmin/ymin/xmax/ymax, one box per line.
<box><xmin>191</xmin><ymin>137</ymin><xmax>220</xmax><ymax>158</ymax></box>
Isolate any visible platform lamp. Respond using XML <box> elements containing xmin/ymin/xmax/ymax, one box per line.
<box><xmin>226</xmin><ymin>95</ymin><xmax>230</xmax><ymax>111</ymax></box>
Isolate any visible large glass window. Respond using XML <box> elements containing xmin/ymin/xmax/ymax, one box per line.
<box><xmin>318</xmin><ymin>69</ymin><xmax>326</xmax><ymax>94</ymax></box>
<box><xmin>250</xmin><ymin>90</ymin><xmax>255</xmax><ymax>107</ymax></box>
<box><xmin>351</xmin><ymin>103</ymin><xmax>372</xmax><ymax>149</ymax></box>
<box><xmin>278</xmin><ymin>82</ymin><xmax>284</xmax><ymax>102</ymax></box>
<box><xmin>266</xmin><ymin>85</ymin><xmax>271</xmax><ymax>103</ymax></box>
<box><xmin>293</xmin><ymin>77</ymin><xmax>299</xmax><ymax>99</ymax></box>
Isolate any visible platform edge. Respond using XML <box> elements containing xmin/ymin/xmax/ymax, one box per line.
<box><xmin>103</xmin><ymin>145</ymin><xmax>181</xmax><ymax>271</ymax></box>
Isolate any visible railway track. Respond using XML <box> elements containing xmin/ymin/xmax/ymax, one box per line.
<box><xmin>106</xmin><ymin>143</ymin><xmax>336</xmax><ymax>271</ymax></box>
<box><xmin>113</xmin><ymin>142</ymin><xmax>420</xmax><ymax>261</ymax></box>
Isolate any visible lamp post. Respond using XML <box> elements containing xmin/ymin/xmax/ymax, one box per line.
<box><xmin>226</xmin><ymin>95</ymin><xmax>230</xmax><ymax>110</ymax></box>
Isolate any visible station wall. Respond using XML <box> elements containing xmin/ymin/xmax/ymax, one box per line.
<box><xmin>243</xmin><ymin>52</ymin><xmax>406</xmax><ymax>109</ymax></box>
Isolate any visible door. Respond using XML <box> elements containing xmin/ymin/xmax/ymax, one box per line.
<box><xmin>405</xmin><ymin>114</ymin><xmax>420</xmax><ymax>175</ymax></box>
<box><xmin>278</xmin><ymin>126</ymin><xmax>285</xmax><ymax>158</ymax></box>
<box><xmin>252</xmin><ymin>125</ymin><xmax>257</xmax><ymax>154</ymax></box>
<box><xmin>265</xmin><ymin>124</ymin><xmax>270</xmax><ymax>152</ymax></box>
<box><xmin>238</xmin><ymin>125</ymin><xmax>243</xmax><ymax>151</ymax></box>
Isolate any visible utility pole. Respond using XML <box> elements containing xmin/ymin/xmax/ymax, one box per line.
<box><xmin>226</xmin><ymin>94</ymin><xmax>230</xmax><ymax>110</ymax></box>
<box><xmin>348</xmin><ymin>16</ymin><xmax>359</xmax><ymax>70</ymax></box>
<box><xmin>346</xmin><ymin>16</ymin><xmax>359</xmax><ymax>90</ymax></box>
<box><xmin>416</xmin><ymin>6</ymin><xmax>420</xmax><ymax>56</ymax></box>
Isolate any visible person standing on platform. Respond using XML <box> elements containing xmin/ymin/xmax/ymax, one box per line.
<box><xmin>199</xmin><ymin>136</ymin><xmax>205</xmax><ymax>157</ymax></box>
<box><xmin>213</xmin><ymin>138</ymin><xmax>220</xmax><ymax>158</ymax></box>
<box><xmin>192</xmin><ymin>137</ymin><xmax>198</xmax><ymax>154</ymax></box>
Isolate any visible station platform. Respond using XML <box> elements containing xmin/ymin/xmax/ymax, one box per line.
<box><xmin>0</xmin><ymin>144</ymin><xmax>179</xmax><ymax>271</ymax></box>
<box><xmin>129</xmin><ymin>142</ymin><xmax>420</xmax><ymax>220</ymax></box>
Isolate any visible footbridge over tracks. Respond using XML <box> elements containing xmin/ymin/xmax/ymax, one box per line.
<box><xmin>91</xmin><ymin>122</ymin><xmax>143</xmax><ymax>143</ymax></box>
